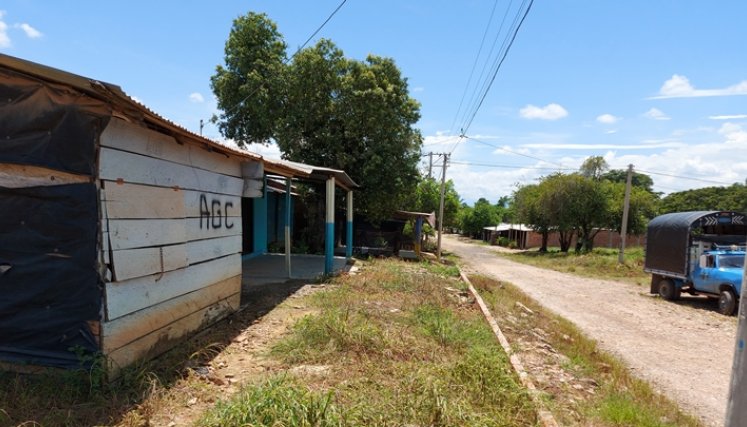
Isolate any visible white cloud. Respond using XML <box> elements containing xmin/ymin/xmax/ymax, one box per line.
<box><xmin>423</xmin><ymin>131</ymin><xmax>463</xmax><ymax>147</ymax></box>
<box><xmin>604</xmin><ymin>129</ymin><xmax>618</xmax><ymax>134</ymax></box>
<box><xmin>643</xmin><ymin>108</ymin><xmax>670</xmax><ymax>120</ymax></box>
<box><xmin>0</xmin><ymin>11</ymin><xmax>10</xmax><ymax>48</ymax></box>
<box><xmin>596</xmin><ymin>113</ymin><xmax>620</xmax><ymax>124</ymax></box>
<box><xmin>244</xmin><ymin>141</ymin><xmax>282</xmax><ymax>159</ymax></box>
<box><xmin>189</xmin><ymin>92</ymin><xmax>205</xmax><ymax>103</ymax></box>
<box><xmin>411</xmin><ymin>86</ymin><xmax>424</xmax><ymax>93</ymax></box>
<box><xmin>709</xmin><ymin>114</ymin><xmax>747</xmax><ymax>120</ymax></box>
<box><xmin>651</xmin><ymin>74</ymin><xmax>747</xmax><ymax>99</ymax></box>
<box><xmin>519</xmin><ymin>103</ymin><xmax>568</xmax><ymax>120</ymax></box>
<box><xmin>719</xmin><ymin>122</ymin><xmax>747</xmax><ymax>144</ymax></box>
<box><xmin>521</xmin><ymin>142</ymin><xmax>684</xmax><ymax>150</ymax></box>
<box><xmin>16</xmin><ymin>23</ymin><xmax>41</xmax><ymax>38</ymax></box>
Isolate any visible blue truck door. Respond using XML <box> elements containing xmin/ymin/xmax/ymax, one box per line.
<box><xmin>693</xmin><ymin>254</ymin><xmax>719</xmax><ymax>293</ymax></box>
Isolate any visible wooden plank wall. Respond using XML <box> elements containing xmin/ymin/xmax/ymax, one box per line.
<box><xmin>98</xmin><ymin>118</ymin><xmax>244</xmax><ymax>373</ymax></box>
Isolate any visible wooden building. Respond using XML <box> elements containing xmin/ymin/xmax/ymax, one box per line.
<box><xmin>0</xmin><ymin>54</ymin><xmax>356</xmax><ymax>373</ymax></box>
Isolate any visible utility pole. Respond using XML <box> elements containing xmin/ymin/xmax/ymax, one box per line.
<box><xmin>726</xmin><ymin>251</ymin><xmax>747</xmax><ymax>426</ymax></box>
<box><xmin>618</xmin><ymin>164</ymin><xmax>633</xmax><ymax>264</ymax></box>
<box><xmin>428</xmin><ymin>152</ymin><xmax>434</xmax><ymax>179</ymax></box>
<box><xmin>437</xmin><ymin>153</ymin><xmax>449</xmax><ymax>261</ymax></box>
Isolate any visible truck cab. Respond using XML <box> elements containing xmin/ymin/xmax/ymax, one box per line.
<box><xmin>645</xmin><ymin>211</ymin><xmax>746</xmax><ymax>315</ymax></box>
<box><xmin>686</xmin><ymin>249</ymin><xmax>745</xmax><ymax>314</ymax></box>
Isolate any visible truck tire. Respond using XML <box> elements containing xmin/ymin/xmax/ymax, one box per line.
<box><xmin>658</xmin><ymin>279</ymin><xmax>678</xmax><ymax>301</ymax></box>
<box><xmin>718</xmin><ymin>289</ymin><xmax>737</xmax><ymax>316</ymax></box>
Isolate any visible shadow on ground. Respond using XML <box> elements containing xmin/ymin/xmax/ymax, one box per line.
<box><xmin>0</xmin><ymin>254</ymin><xmax>349</xmax><ymax>426</ymax></box>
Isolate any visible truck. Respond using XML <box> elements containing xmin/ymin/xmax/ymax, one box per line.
<box><xmin>644</xmin><ymin>211</ymin><xmax>746</xmax><ymax>315</ymax></box>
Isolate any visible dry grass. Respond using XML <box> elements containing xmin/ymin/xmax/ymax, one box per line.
<box><xmin>199</xmin><ymin>259</ymin><xmax>538</xmax><ymax>426</ymax></box>
<box><xmin>498</xmin><ymin>246</ymin><xmax>650</xmax><ymax>285</ymax></box>
<box><xmin>470</xmin><ymin>274</ymin><xmax>702</xmax><ymax>427</ymax></box>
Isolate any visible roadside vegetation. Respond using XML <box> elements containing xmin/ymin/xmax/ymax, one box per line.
<box><xmin>1</xmin><ymin>258</ymin><xmax>701</xmax><ymax>426</ymax></box>
<box><xmin>497</xmin><ymin>246</ymin><xmax>651</xmax><ymax>285</ymax></box>
<box><xmin>199</xmin><ymin>259</ymin><xmax>537</xmax><ymax>426</ymax></box>
<box><xmin>469</xmin><ymin>274</ymin><xmax>701</xmax><ymax>426</ymax></box>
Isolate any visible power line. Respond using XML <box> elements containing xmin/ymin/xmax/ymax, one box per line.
<box><xmin>636</xmin><ymin>169</ymin><xmax>734</xmax><ymax>186</ymax></box>
<box><xmin>450</xmin><ymin>160</ymin><xmax>574</xmax><ymax>171</ymax></box>
<box><xmin>448</xmin><ymin>0</ymin><xmax>502</xmax><ymax>136</ymax></box>
<box><xmin>465</xmin><ymin>136</ymin><xmax>564</xmax><ymax>167</ymax></box>
<box><xmin>204</xmin><ymin>0</ymin><xmax>349</xmax><ymax>132</ymax></box>
<box><xmin>459</xmin><ymin>0</ymin><xmax>534</xmax><ymax>136</ymax></box>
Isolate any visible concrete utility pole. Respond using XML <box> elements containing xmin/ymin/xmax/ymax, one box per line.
<box><xmin>437</xmin><ymin>153</ymin><xmax>448</xmax><ymax>261</ymax></box>
<box><xmin>725</xmin><ymin>249</ymin><xmax>747</xmax><ymax>426</ymax></box>
<box><xmin>618</xmin><ymin>164</ymin><xmax>633</xmax><ymax>264</ymax></box>
<box><xmin>428</xmin><ymin>152</ymin><xmax>434</xmax><ymax>179</ymax></box>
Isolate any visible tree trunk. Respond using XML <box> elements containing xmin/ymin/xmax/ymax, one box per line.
<box><xmin>540</xmin><ymin>231</ymin><xmax>549</xmax><ymax>252</ymax></box>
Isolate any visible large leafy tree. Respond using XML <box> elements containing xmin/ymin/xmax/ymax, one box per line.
<box><xmin>460</xmin><ymin>198</ymin><xmax>502</xmax><ymax>238</ymax></box>
<box><xmin>410</xmin><ymin>177</ymin><xmax>461</xmax><ymax>228</ymax></box>
<box><xmin>276</xmin><ymin>40</ymin><xmax>422</xmax><ymax>220</ymax></box>
<box><xmin>660</xmin><ymin>183</ymin><xmax>747</xmax><ymax>214</ymax></box>
<box><xmin>211</xmin><ymin>13</ymin><xmax>422</xmax><ymax>221</ymax></box>
<box><xmin>512</xmin><ymin>184</ymin><xmax>552</xmax><ymax>251</ymax></box>
<box><xmin>210</xmin><ymin>12</ymin><xmax>287</xmax><ymax>145</ymax></box>
<box><xmin>602</xmin><ymin>169</ymin><xmax>656</xmax><ymax>193</ymax></box>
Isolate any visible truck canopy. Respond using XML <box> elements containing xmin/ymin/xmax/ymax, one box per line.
<box><xmin>644</xmin><ymin>211</ymin><xmax>746</xmax><ymax>277</ymax></box>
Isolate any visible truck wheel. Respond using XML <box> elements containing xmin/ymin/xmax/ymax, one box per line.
<box><xmin>658</xmin><ymin>279</ymin><xmax>678</xmax><ymax>301</ymax></box>
<box><xmin>718</xmin><ymin>289</ymin><xmax>737</xmax><ymax>316</ymax></box>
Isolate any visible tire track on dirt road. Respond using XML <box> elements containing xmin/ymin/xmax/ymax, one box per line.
<box><xmin>443</xmin><ymin>234</ymin><xmax>737</xmax><ymax>427</ymax></box>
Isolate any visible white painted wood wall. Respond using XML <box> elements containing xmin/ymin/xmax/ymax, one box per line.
<box><xmin>97</xmin><ymin>118</ymin><xmax>244</xmax><ymax>372</ymax></box>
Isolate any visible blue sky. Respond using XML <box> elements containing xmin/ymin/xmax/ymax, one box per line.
<box><xmin>2</xmin><ymin>1</ymin><xmax>746</xmax><ymax>204</ymax></box>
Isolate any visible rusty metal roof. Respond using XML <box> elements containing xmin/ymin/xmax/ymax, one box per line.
<box><xmin>0</xmin><ymin>53</ymin><xmax>357</xmax><ymax>189</ymax></box>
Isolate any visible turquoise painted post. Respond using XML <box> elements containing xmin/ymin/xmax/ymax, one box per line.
<box><xmin>252</xmin><ymin>176</ymin><xmax>268</xmax><ymax>254</ymax></box>
<box><xmin>325</xmin><ymin>177</ymin><xmax>335</xmax><ymax>274</ymax></box>
<box><xmin>414</xmin><ymin>217</ymin><xmax>423</xmax><ymax>257</ymax></box>
<box><xmin>346</xmin><ymin>190</ymin><xmax>353</xmax><ymax>260</ymax></box>
<box><xmin>285</xmin><ymin>177</ymin><xmax>292</xmax><ymax>277</ymax></box>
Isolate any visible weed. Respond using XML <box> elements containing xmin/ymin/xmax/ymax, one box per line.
<box><xmin>198</xmin><ymin>375</ymin><xmax>342</xmax><ymax>427</ymax></box>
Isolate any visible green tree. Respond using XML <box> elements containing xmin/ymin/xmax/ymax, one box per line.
<box><xmin>660</xmin><ymin>183</ymin><xmax>747</xmax><ymax>214</ymax></box>
<box><xmin>210</xmin><ymin>12</ymin><xmax>287</xmax><ymax>145</ymax></box>
<box><xmin>579</xmin><ymin>155</ymin><xmax>609</xmax><ymax>180</ymax></box>
<box><xmin>409</xmin><ymin>177</ymin><xmax>461</xmax><ymax>228</ymax></box>
<box><xmin>461</xmin><ymin>198</ymin><xmax>502</xmax><ymax>239</ymax></box>
<box><xmin>212</xmin><ymin>15</ymin><xmax>423</xmax><ymax>222</ymax></box>
<box><xmin>603</xmin><ymin>181</ymin><xmax>659</xmax><ymax>235</ymax></box>
<box><xmin>512</xmin><ymin>184</ymin><xmax>552</xmax><ymax>251</ymax></box>
<box><xmin>602</xmin><ymin>169</ymin><xmax>656</xmax><ymax>193</ymax></box>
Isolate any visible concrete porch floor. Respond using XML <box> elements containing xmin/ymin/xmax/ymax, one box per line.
<box><xmin>241</xmin><ymin>253</ymin><xmax>350</xmax><ymax>287</ymax></box>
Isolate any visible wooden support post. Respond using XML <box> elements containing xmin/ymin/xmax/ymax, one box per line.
<box><xmin>346</xmin><ymin>190</ymin><xmax>353</xmax><ymax>260</ymax></box>
<box><xmin>285</xmin><ymin>177</ymin><xmax>292</xmax><ymax>278</ymax></box>
<box><xmin>726</xmin><ymin>241</ymin><xmax>747</xmax><ymax>426</ymax></box>
<box><xmin>325</xmin><ymin>177</ymin><xmax>335</xmax><ymax>275</ymax></box>
<box><xmin>414</xmin><ymin>217</ymin><xmax>423</xmax><ymax>257</ymax></box>
<box><xmin>618</xmin><ymin>164</ymin><xmax>633</xmax><ymax>264</ymax></box>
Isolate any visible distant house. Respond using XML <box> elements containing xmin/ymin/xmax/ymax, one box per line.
<box><xmin>0</xmin><ymin>54</ymin><xmax>356</xmax><ymax>374</ymax></box>
<box><xmin>483</xmin><ymin>224</ymin><xmax>644</xmax><ymax>250</ymax></box>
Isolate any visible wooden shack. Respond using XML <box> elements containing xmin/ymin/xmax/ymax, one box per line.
<box><xmin>0</xmin><ymin>54</ymin><xmax>355</xmax><ymax>374</ymax></box>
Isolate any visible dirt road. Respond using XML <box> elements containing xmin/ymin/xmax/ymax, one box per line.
<box><xmin>443</xmin><ymin>234</ymin><xmax>737</xmax><ymax>427</ymax></box>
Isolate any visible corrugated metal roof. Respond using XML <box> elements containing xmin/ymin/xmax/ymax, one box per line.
<box><xmin>263</xmin><ymin>158</ymin><xmax>358</xmax><ymax>190</ymax></box>
<box><xmin>483</xmin><ymin>223</ymin><xmax>533</xmax><ymax>232</ymax></box>
<box><xmin>0</xmin><ymin>53</ymin><xmax>358</xmax><ymax>189</ymax></box>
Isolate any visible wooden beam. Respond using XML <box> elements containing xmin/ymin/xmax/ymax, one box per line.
<box><xmin>0</xmin><ymin>163</ymin><xmax>90</xmax><ymax>188</ymax></box>
<box><xmin>102</xmin><ymin>275</ymin><xmax>240</xmax><ymax>353</ymax></box>
<box><xmin>105</xmin><ymin>253</ymin><xmax>241</xmax><ymax>320</ymax></box>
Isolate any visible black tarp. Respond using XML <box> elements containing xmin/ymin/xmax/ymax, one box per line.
<box><xmin>644</xmin><ymin>211</ymin><xmax>747</xmax><ymax>277</ymax></box>
<box><xmin>0</xmin><ymin>184</ymin><xmax>100</xmax><ymax>367</ymax></box>
<box><xmin>0</xmin><ymin>70</ymin><xmax>110</xmax><ymax>368</ymax></box>
<box><xmin>0</xmin><ymin>67</ymin><xmax>110</xmax><ymax>175</ymax></box>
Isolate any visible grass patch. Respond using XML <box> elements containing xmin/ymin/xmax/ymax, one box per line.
<box><xmin>210</xmin><ymin>258</ymin><xmax>537</xmax><ymax>426</ymax></box>
<box><xmin>198</xmin><ymin>375</ymin><xmax>341</xmax><ymax>427</ymax></box>
<box><xmin>498</xmin><ymin>246</ymin><xmax>649</xmax><ymax>285</ymax></box>
<box><xmin>470</xmin><ymin>274</ymin><xmax>702</xmax><ymax>426</ymax></box>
